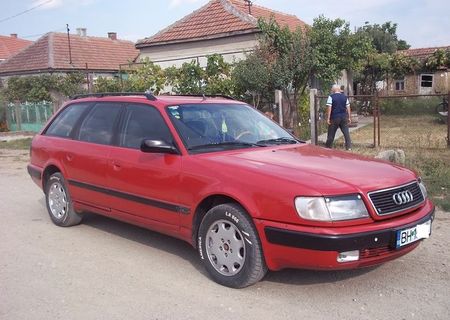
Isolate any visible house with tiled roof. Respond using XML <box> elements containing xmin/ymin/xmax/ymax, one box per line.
<box><xmin>385</xmin><ymin>45</ymin><xmax>450</xmax><ymax>95</ymax></box>
<box><xmin>136</xmin><ymin>0</ymin><xmax>306</xmax><ymax>68</ymax></box>
<box><xmin>0</xmin><ymin>30</ymin><xmax>138</xmax><ymax>78</ymax></box>
<box><xmin>0</xmin><ymin>34</ymin><xmax>32</xmax><ymax>62</ymax></box>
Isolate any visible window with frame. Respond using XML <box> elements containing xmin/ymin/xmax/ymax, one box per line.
<box><xmin>395</xmin><ymin>79</ymin><xmax>405</xmax><ymax>91</ymax></box>
<box><xmin>45</xmin><ymin>103</ymin><xmax>87</xmax><ymax>138</ymax></box>
<box><xmin>420</xmin><ymin>74</ymin><xmax>433</xmax><ymax>88</ymax></box>
<box><xmin>78</xmin><ymin>103</ymin><xmax>122</xmax><ymax>145</ymax></box>
<box><xmin>119</xmin><ymin>104</ymin><xmax>173</xmax><ymax>149</ymax></box>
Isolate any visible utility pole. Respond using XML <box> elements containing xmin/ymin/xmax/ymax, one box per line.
<box><xmin>66</xmin><ymin>24</ymin><xmax>72</xmax><ymax>65</ymax></box>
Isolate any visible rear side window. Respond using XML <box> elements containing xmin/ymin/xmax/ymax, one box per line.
<box><xmin>119</xmin><ymin>104</ymin><xmax>173</xmax><ymax>149</ymax></box>
<box><xmin>45</xmin><ymin>103</ymin><xmax>86</xmax><ymax>138</ymax></box>
<box><xmin>78</xmin><ymin>103</ymin><xmax>122</xmax><ymax>145</ymax></box>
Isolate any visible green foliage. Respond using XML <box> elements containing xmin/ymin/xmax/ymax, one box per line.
<box><xmin>389</xmin><ymin>53</ymin><xmax>419</xmax><ymax>78</ymax></box>
<box><xmin>2</xmin><ymin>73</ymin><xmax>85</xmax><ymax>103</ymax></box>
<box><xmin>354</xmin><ymin>22</ymin><xmax>415</xmax><ymax>94</ymax></box>
<box><xmin>425</xmin><ymin>48</ymin><xmax>450</xmax><ymax>70</ymax></box>
<box><xmin>232</xmin><ymin>53</ymin><xmax>272</xmax><ymax>108</ymax></box>
<box><xmin>203</xmin><ymin>54</ymin><xmax>235</xmax><ymax>95</ymax></box>
<box><xmin>127</xmin><ymin>58</ymin><xmax>166</xmax><ymax>93</ymax></box>
<box><xmin>253</xmin><ymin>16</ymin><xmax>373</xmax><ymax>131</ymax></box>
<box><xmin>168</xmin><ymin>60</ymin><xmax>204</xmax><ymax>95</ymax></box>
<box><xmin>357</xmin><ymin>22</ymin><xmax>409</xmax><ymax>54</ymax></box>
<box><xmin>94</xmin><ymin>76</ymin><xmax>122</xmax><ymax>93</ymax></box>
<box><xmin>379</xmin><ymin>97</ymin><xmax>439</xmax><ymax>115</ymax></box>
<box><xmin>167</xmin><ymin>54</ymin><xmax>235</xmax><ymax>96</ymax></box>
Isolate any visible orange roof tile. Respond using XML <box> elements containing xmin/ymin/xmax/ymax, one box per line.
<box><xmin>0</xmin><ymin>33</ymin><xmax>139</xmax><ymax>76</ymax></box>
<box><xmin>0</xmin><ymin>35</ymin><xmax>32</xmax><ymax>60</ymax></box>
<box><xmin>398</xmin><ymin>46</ymin><xmax>450</xmax><ymax>60</ymax></box>
<box><xmin>136</xmin><ymin>0</ymin><xmax>306</xmax><ymax>48</ymax></box>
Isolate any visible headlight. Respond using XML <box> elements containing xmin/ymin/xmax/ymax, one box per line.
<box><xmin>418</xmin><ymin>178</ymin><xmax>428</xmax><ymax>199</ymax></box>
<box><xmin>295</xmin><ymin>194</ymin><xmax>369</xmax><ymax>221</ymax></box>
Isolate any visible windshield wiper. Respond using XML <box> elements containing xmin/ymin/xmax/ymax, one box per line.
<box><xmin>256</xmin><ymin>137</ymin><xmax>300</xmax><ymax>145</ymax></box>
<box><xmin>188</xmin><ymin>141</ymin><xmax>266</xmax><ymax>151</ymax></box>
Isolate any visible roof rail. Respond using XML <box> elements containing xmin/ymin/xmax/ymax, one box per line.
<box><xmin>162</xmin><ymin>94</ymin><xmax>235</xmax><ymax>100</ymax></box>
<box><xmin>71</xmin><ymin>92</ymin><xmax>157</xmax><ymax>101</ymax></box>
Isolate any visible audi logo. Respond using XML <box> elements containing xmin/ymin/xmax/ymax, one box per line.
<box><xmin>392</xmin><ymin>190</ymin><xmax>414</xmax><ymax>205</ymax></box>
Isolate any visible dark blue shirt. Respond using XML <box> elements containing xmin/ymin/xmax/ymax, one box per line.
<box><xmin>327</xmin><ymin>93</ymin><xmax>349</xmax><ymax>119</ymax></box>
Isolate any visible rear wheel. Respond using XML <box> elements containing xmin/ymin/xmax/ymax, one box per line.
<box><xmin>198</xmin><ymin>203</ymin><xmax>267</xmax><ymax>288</ymax></box>
<box><xmin>45</xmin><ymin>172</ymin><xmax>82</xmax><ymax>227</ymax></box>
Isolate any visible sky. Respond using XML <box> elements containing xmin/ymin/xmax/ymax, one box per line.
<box><xmin>0</xmin><ymin>0</ymin><xmax>448</xmax><ymax>48</ymax></box>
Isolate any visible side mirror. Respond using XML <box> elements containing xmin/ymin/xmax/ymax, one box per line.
<box><xmin>140</xmin><ymin>139</ymin><xmax>179</xmax><ymax>155</ymax></box>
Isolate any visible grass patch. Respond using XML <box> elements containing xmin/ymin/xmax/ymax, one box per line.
<box><xmin>0</xmin><ymin>138</ymin><xmax>32</xmax><ymax>150</ymax></box>
<box><xmin>333</xmin><ymin>114</ymin><xmax>450</xmax><ymax>211</ymax></box>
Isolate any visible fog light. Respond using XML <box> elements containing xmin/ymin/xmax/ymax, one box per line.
<box><xmin>337</xmin><ymin>250</ymin><xmax>360</xmax><ymax>263</ymax></box>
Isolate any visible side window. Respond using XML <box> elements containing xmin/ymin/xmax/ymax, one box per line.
<box><xmin>78</xmin><ymin>103</ymin><xmax>122</xmax><ymax>145</ymax></box>
<box><xmin>119</xmin><ymin>104</ymin><xmax>173</xmax><ymax>149</ymax></box>
<box><xmin>45</xmin><ymin>103</ymin><xmax>87</xmax><ymax>138</ymax></box>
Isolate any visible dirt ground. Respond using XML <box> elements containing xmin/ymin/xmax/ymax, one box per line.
<box><xmin>0</xmin><ymin>149</ymin><xmax>449</xmax><ymax>320</ymax></box>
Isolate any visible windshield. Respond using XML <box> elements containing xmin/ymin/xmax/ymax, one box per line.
<box><xmin>166</xmin><ymin>103</ymin><xmax>300</xmax><ymax>153</ymax></box>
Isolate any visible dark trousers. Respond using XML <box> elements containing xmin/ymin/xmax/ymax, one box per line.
<box><xmin>325</xmin><ymin>116</ymin><xmax>351</xmax><ymax>149</ymax></box>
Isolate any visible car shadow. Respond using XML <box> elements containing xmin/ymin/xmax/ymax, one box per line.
<box><xmin>80</xmin><ymin>213</ymin><xmax>206</xmax><ymax>274</ymax></box>
<box><xmin>38</xmin><ymin>198</ymin><xmax>380</xmax><ymax>287</ymax></box>
<box><xmin>262</xmin><ymin>266</ymin><xmax>379</xmax><ymax>286</ymax></box>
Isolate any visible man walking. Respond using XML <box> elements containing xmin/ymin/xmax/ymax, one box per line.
<box><xmin>325</xmin><ymin>84</ymin><xmax>352</xmax><ymax>150</ymax></box>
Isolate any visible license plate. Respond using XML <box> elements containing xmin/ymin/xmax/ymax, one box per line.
<box><xmin>396</xmin><ymin>220</ymin><xmax>432</xmax><ymax>248</ymax></box>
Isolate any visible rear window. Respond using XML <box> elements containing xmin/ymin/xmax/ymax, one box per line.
<box><xmin>45</xmin><ymin>103</ymin><xmax>87</xmax><ymax>138</ymax></box>
<box><xmin>78</xmin><ymin>103</ymin><xmax>122</xmax><ymax>145</ymax></box>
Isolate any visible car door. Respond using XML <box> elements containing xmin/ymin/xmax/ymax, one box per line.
<box><xmin>63</xmin><ymin>102</ymin><xmax>123</xmax><ymax>210</ymax></box>
<box><xmin>106</xmin><ymin>103</ymin><xmax>182</xmax><ymax>226</ymax></box>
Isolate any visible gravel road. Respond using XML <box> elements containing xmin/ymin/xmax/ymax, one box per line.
<box><xmin>1</xmin><ymin>149</ymin><xmax>449</xmax><ymax>320</ymax></box>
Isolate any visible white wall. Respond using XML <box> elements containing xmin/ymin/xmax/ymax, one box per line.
<box><xmin>138</xmin><ymin>33</ymin><xmax>259</xmax><ymax>68</ymax></box>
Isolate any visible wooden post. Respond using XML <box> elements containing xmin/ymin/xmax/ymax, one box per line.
<box><xmin>14</xmin><ymin>102</ymin><xmax>22</xmax><ymax>131</ymax></box>
<box><xmin>309</xmin><ymin>89</ymin><xmax>318</xmax><ymax>145</ymax></box>
<box><xmin>377</xmin><ymin>94</ymin><xmax>381</xmax><ymax>147</ymax></box>
<box><xmin>275</xmin><ymin>90</ymin><xmax>283</xmax><ymax>127</ymax></box>
<box><xmin>447</xmin><ymin>91</ymin><xmax>450</xmax><ymax>148</ymax></box>
<box><xmin>373</xmin><ymin>95</ymin><xmax>376</xmax><ymax>148</ymax></box>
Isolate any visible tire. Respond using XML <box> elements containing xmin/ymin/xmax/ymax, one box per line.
<box><xmin>45</xmin><ymin>172</ymin><xmax>82</xmax><ymax>227</ymax></box>
<box><xmin>198</xmin><ymin>203</ymin><xmax>267</xmax><ymax>288</ymax></box>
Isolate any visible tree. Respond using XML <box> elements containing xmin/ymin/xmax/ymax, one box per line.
<box><xmin>357</xmin><ymin>22</ymin><xmax>410</xmax><ymax>54</ymax></box>
<box><xmin>251</xmin><ymin>17</ymin><xmax>372</xmax><ymax>131</ymax></box>
<box><xmin>232</xmin><ymin>53</ymin><xmax>272</xmax><ymax>108</ymax></box>
<box><xmin>354</xmin><ymin>22</ymin><xmax>413</xmax><ymax>94</ymax></box>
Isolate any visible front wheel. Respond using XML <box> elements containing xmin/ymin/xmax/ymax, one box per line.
<box><xmin>45</xmin><ymin>172</ymin><xmax>82</xmax><ymax>227</ymax></box>
<box><xmin>198</xmin><ymin>203</ymin><xmax>267</xmax><ymax>288</ymax></box>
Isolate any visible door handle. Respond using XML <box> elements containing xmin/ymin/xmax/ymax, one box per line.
<box><xmin>112</xmin><ymin>161</ymin><xmax>122</xmax><ymax>171</ymax></box>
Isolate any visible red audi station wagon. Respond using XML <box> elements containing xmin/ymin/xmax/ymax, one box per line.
<box><xmin>28</xmin><ymin>93</ymin><xmax>434</xmax><ymax>288</ymax></box>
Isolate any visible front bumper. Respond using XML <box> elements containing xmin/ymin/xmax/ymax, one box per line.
<box><xmin>255</xmin><ymin>201</ymin><xmax>434</xmax><ymax>271</ymax></box>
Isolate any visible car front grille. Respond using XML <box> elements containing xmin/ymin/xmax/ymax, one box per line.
<box><xmin>368</xmin><ymin>181</ymin><xmax>424</xmax><ymax>216</ymax></box>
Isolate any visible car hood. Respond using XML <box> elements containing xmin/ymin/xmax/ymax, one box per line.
<box><xmin>198</xmin><ymin>144</ymin><xmax>417</xmax><ymax>195</ymax></box>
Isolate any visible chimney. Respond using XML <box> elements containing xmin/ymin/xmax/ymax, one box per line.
<box><xmin>10</xmin><ymin>33</ymin><xmax>18</xmax><ymax>38</ymax></box>
<box><xmin>107</xmin><ymin>32</ymin><xmax>117</xmax><ymax>40</ymax></box>
<box><xmin>76</xmin><ymin>28</ymin><xmax>87</xmax><ymax>37</ymax></box>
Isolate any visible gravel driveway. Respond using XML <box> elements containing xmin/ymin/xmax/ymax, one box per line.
<box><xmin>1</xmin><ymin>149</ymin><xmax>449</xmax><ymax>320</ymax></box>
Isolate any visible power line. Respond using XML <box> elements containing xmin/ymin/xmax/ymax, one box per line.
<box><xmin>0</xmin><ymin>0</ymin><xmax>53</xmax><ymax>24</ymax></box>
